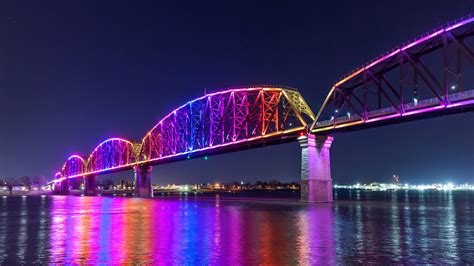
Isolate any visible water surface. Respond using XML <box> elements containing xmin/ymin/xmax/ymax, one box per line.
<box><xmin>0</xmin><ymin>190</ymin><xmax>473</xmax><ymax>264</ymax></box>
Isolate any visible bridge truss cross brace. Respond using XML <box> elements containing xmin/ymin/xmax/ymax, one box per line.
<box><xmin>299</xmin><ymin>134</ymin><xmax>334</xmax><ymax>202</ymax></box>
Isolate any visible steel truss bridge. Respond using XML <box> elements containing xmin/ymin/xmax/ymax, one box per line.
<box><xmin>312</xmin><ymin>14</ymin><xmax>474</xmax><ymax>134</ymax></box>
<box><xmin>56</xmin><ymin>87</ymin><xmax>315</xmax><ymax>180</ymax></box>
<box><xmin>53</xmin><ymin>14</ymin><xmax>474</xmax><ymax>201</ymax></box>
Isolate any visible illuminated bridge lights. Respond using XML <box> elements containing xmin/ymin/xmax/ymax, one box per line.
<box><xmin>57</xmin><ymin>13</ymin><xmax>474</xmax><ymax>182</ymax></box>
<box><xmin>312</xmin><ymin>13</ymin><xmax>474</xmax><ymax>134</ymax></box>
<box><xmin>57</xmin><ymin>86</ymin><xmax>315</xmax><ymax>180</ymax></box>
<box><xmin>86</xmin><ymin>138</ymin><xmax>140</xmax><ymax>173</ymax></box>
<box><xmin>61</xmin><ymin>155</ymin><xmax>86</xmax><ymax>178</ymax></box>
<box><xmin>140</xmin><ymin>87</ymin><xmax>314</xmax><ymax>163</ymax></box>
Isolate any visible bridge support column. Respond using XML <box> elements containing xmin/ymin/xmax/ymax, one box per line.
<box><xmin>134</xmin><ymin>165</ymin><xmax>153</xmax><ymax>198</ymax></box>
<box><xmin>60</xmin><ymin>178</ymin><xmax>70</xmax><ymax>195</ymax></box>
<box><xmin>53</xmin><ymin>181</ymin><xmax>61</xmax><ymax>195</ymax></box>
<box><xmin>299</xmin><ymin>134</ymin><xmax>334</xmax><ymax>203</ymax></box>
<box><xmin>84</xmin><ymin>175</ymin><xmax>97</xmax><ymax>196</ymax></box>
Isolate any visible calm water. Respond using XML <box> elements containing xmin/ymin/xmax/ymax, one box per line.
<box><xmin>1</xmin><ymin>190</ymin><xmax>474</xmax><ymax>264</ymax></box>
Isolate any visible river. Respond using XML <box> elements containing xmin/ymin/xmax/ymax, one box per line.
<box><xmin>0</xmin><ymin>189</ymin><xmax>472</xmax><ymax>264</ymax></box>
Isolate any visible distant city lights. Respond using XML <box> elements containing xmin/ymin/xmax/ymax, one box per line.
<box><xmin>334</xmin><ymin>182</ymin><xmax>474</xmax><ymax>191</ymax></box>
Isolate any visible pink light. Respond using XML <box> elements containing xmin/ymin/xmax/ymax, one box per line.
<box><xmin>87</xmin><ymin>137</ymin><xmax>136</xmax><ymax>160</ymax></box>
<box><xmin>142</xmin><ymin>87</ymin><xmax>282</xmax><ymax>142</ymax></box>
<box><xmin>91</xmin><ymin>137</ymin><xmax>134</xmax><ymax>151</ymax></box>
<box><xmin>60</xmin><ymin>87</ymin><xmax>296</xmax><ymax>180</ymax></box>
<box><xmin>315</xmin><ymin>98</ymin><xmax>474</xmax><ymax>133</ymax></box>
<box><xmin>61</xmin><ymin>155</ymin><xmax>86</xmax><ymax>171</ymax></box>
<box><xmin>333</xmin><ymin>15</ymin><xmax>474</xmax><ymax>88</ymax></box>
<box><xmin>403</xmin><ymin>29</ymin><xmax>444</xmax><ymax>51</ymax></box>
<box><xmin>55</xmin><ymin>138</ymin><xmax>138</xmax><ymax>181</ymax></box>
<box><xmin>64</xmin><ymin>126</ymin><xmax>306</xmax><ymax>179</ymax></box>
<box><xmin>366</xmin><ymin>113</ymin><xmax>400</xmax><ymax>123</ymax></box>
<box><xmin>447</xmin><ymin>99</ymin><xmax>474</xmax><ymax>108</ymax></box>
<box><xmin>314</xmin><ymin>89</ymin><xmax>474</xmax><ymax>133</ymax></box>
<box><xmin>364</xmin><ymin>50</ymin><xmax>399</xmax><ymax>70</ymax></box>
<box><xmin>67</xmin><ymin>154</ymin><xmax>85</xmax><ymax>161</ymax></box>
<box><xmin>402</xmin><ymin>105</ymin><xmax>444</xmax><ymax>117</ymax></box>
<box><xmin>445</xmin><ymin>17</ymin><xmax>474</xmax><ymax>31</ymax></box>
<box><xmin>314</xmin><ymin>15</ymin><xmax>474</xmax><ymax>129</ymax></box>
<box><xmin>52</xmin><ymin>173</ymin><xmax>66</xmax><ymax>183</ymax></box>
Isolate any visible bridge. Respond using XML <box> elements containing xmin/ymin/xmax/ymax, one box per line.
<box><xmin>312</xmin><ymin>14</ymin><xmax>474</xmax><ymax>134</ymax></box>
<box><xmin>52</xmin><ymin>87</ymin><xmax>316</xmax><ymax>197</ymax></box>
<box><xmin>52</xmin><ymin>14</ymin><xmax>474</xmax><ymax>202</ymax></box>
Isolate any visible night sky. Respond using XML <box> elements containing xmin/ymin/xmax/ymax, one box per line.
<box><xmin>1</xmin><ymin>1</ymin><xmax>473</xmax><ymax>185</ymax></box>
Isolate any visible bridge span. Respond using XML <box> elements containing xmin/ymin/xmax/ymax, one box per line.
<box><xmin>53</xmin><ymin>87</ymin><xmax>322</xmax><ymax>199</ymax></box>
<box><xmin>312</xmin><ymin>14</ymin><xmax>474</xmax><ymax>134</ymax></box>
<box><xmin>52</xmin><ymin>14</ymin><xmax>474</xmax><ymax>202</ymax></box>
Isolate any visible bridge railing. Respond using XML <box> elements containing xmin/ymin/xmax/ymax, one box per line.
<box><xmin>313</xmin><ymin>89</ymin><xmax>474</xmax><ymax>129</ymax></box>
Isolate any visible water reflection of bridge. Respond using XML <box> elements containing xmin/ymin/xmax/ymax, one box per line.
<box><xmin>53</xmin><ymin>14</ymin><xmax>474</xmax><ymax>202</ymax></box>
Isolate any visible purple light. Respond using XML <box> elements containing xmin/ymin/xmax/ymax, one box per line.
<box><xmin>315</xmin><ymin>97</ymin><xmax>474</xmax><ymax>132</ymax></box>
<box><xmin>345</xmin><ymin>16</ymin><xmax>473</xmax><ymax>86</ymax></box>
<box><xmin>313</xmin><ymin>14</ymin><xmax>474</xmax><ymax>128</ymax></box>
<box><xmin>56</xmin><ymin>87</ymin><xmax>313</xmax><ymax>180</ymax></box>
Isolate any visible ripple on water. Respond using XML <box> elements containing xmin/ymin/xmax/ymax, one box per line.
<box><xmin>0</xmin><ymin>191</ymin><xmax>472</xmax><ymax>263</ymax></box>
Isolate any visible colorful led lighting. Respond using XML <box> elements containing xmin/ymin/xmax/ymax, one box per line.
<box><xmin>63</xmin><ymin>127</ymin><xmax>306</xmax><ymax>179</ymax></box>
<box><xmin>56</xmin><ymin>87</ymin><xmax>312</xmax><ymax>181</ymax></box>
<box><xmin>313</xmin><ymin>14</ymin><xmax>474</xmax><ymax>127</ymax></box>
<box><xmin>340</xmin><ymin>16</ymin><xmax>473</xmax><ymax>87</ymax></box>
<box><xmin>313</xmin><ymin>95</ymin><xmax>474</xmax><ymax>133</ymax></box>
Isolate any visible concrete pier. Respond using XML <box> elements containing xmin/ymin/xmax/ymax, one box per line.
<box><xmin>84</xmin><ymin>175</ymin><xmax>97</xmax><ymax>196</ymax></box>
<box><xmin>134</xmin><ymin>165</ymin><xmax>153</xmax><ymax>198</ymax></box>
<box><xmin>53</xmin><ymin>181</ymin><xmax>61</xmax><ymax>195</ymax></box>
<box><xmin>299</xmin><ymin>134</ymin><xmax>334</xmax><ymax>202</ymax></box>
<box><xmin>60</xmin><ymin>178</ymin><xmax>70</xmax><ymax>195</ymax></box>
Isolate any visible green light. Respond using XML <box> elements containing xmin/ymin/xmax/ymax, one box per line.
<box><xmin>187</xmin><ymin>155</ymin><xmax>191</xmax><ymax>159</ymax></box>
<box><xmin>204</xmin><ymin>156</ymin><xmax>208</xmax><ymax>160</ymax></box>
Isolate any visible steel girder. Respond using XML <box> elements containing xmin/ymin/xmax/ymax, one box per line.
<box><xmin>312</xmin><ymin>14</ymin><xmax>474</xmax><ymax>133</ymax></box>
<box><xmin>140</xmin><ymin>87</ymin><xmax>315</xmax><ymax>163</ymax></box>
<box><xmin>61</xmin><ymin>155</ymin><xmax>86</xmax><ymax>178</ymax></box>
<box><xmin>59</xmin><ymin>86</ymin><xmax>315</xmax><ymax>179</ymax></box>
<box><xmin>86</xmin><ymin>138</ymin><xmax>140</xmax><ymax>173</ymax></box>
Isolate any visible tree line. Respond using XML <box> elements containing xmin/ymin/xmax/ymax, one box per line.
<box><xmin>1</xmin><ymin>176</ymin><xmax>49</xmax><ymax>189</ymax></box>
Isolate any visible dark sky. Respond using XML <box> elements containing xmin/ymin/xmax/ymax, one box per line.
<box><xmin>1</xmin><ymin>1</ymin><xmax>473</xmax><ymax>185</ymax></box>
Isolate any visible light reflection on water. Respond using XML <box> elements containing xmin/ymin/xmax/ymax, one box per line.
<box><xmin>0</xmin><ymin>190</ymin><xmax>473</xmax><ymax>263</ymax></box>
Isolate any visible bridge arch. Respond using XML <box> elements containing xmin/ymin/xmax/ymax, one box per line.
<box><xmin>61</xmin><ymin>155</ymin><xmax>86</xmax><ymax>178</ymax></box>
<box><xmin>139</xmin><ymin>86</ymin><xmax>315</xmax><ymax>162</ymax></box>
<box><xmin>86</xmin><ymin>138</ymin><xmax>141</xmax><ymax>174</ymax></box>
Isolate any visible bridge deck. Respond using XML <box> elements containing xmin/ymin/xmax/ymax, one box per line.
<box><xmin>312</xmin><ymin>89</ymin><xmax>474</xmax><ymax>134</ymax></box>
